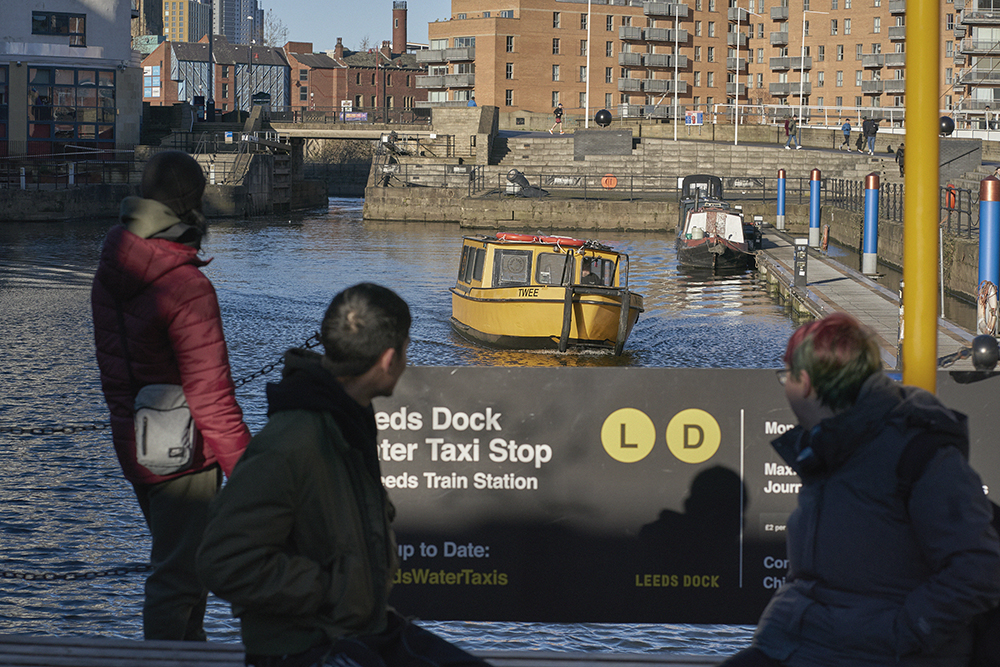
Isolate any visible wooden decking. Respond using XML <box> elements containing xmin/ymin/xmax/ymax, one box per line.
<box><xmin>0</xmin><ymin>635</ymin><xmax>724</xmax><ymax>667</ymax></box>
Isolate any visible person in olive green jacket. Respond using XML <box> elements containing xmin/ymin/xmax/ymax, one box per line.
<box><xmin>197</xmin><ymin>284</ymin><xmax>489</xmax><ymax>667</ymax></box>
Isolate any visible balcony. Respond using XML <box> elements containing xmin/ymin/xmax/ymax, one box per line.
<box><xmin>959</xmin><ymin>9</ymin><xmax>1000</xmax><ymax>24</ymax></box>
<box><xmin>883</xmin><ymin>79</ymin><xmax>905</xmax><ymax>94</ymax></box>
<box><xmin>726</xmin><ymin>82</ymin><xmax>746</xmax><ymax>96</ymax></box>
<box><xmin>888</xmin><ymin>26</ymin><xmax>906</xmax><ymax>40</ymax></box>
<box><xmin>444</xmin><ymin>73</ymin><xmax>475</xmax><ymax>88</ymax></box>
<box><xmin>643</xmin><ymin>78</ymin><xmax>672</xmax><ymax>93</ymax></box>
<box><xmin>885</xmin><ymin>53</ymin><xmax>906</xmax><ymax>67</ymax></box>
<box><xmin>416</xmin><ymin>47</ymin><xmax>475</xmax><ymax>63</ymax></box>
<box><xmin>645</xmin><ymin>2</ymin><xmax>689</xmax><ymax>19</ymax></box>
<box><xmin>728</xmin><ymin>7</ymin><xmax>750</xmax><ymax>22</ymax></box>
<box><xmin>861</xmin><ymin>80</ymin><xmax>884</xmax><ymax>94</ymax></box>
<box><xmin>727</xmin><ymin>32</ymin><xmax>747</xmax><ymax>47</ymax></box>
<box><xmin>791</xmin><ymin>56</ymin><xmax>811</xmax><ymax>70</ymax></box>
<box><xmin>727</xmin><ymin>57</ymin><xmax>747</xmax><ymax>71</ymax></box>
<box><xmin>619</xmin><ymin>52</ymin><xmax>643</xmax><ymax>66</ymax></box>
<box><xmin>619</xmin><ymin>26</ymin><xmax>644</xmax><ymax>41</ymax></box>
<box><xmin>645</xmin><ymin>53</ymin><xmax>688</xmax><ymax>68</ymax></box>
<box><xmin>769</xmin><ymin>82</ymin><xmax>810</xmax><ymax>96</ymax></box>
<box><xmin>955</xmin><ymin>26</ymin><xmax>967</xmax><ymax>39</ymax></box>
<box><xmin>416</xmin><ymin>49</ymin><xmax>446</xmax><ymax>64</ymax></box>
<box><xmin>771</xmin><ymin>6</ymin><xmax>789</xmax><ymax>21</ymax></box>
<box><xmin>862</xmin><ymin>54</ymin><xmax>885</xmax><ymax>68</ymax></box>
<box><xmin>959</xmin><ymin>67</ymin><xmax>1000</xmax><ymax>84</ymax></box>
<box><xmin>645</xmin><ymin>27</ymin><xmax>688</xmax><ymax>42</ymax></box>
<box><xmin>415</xmin><ymin>75</ymin><xmax>445</xmax><ymax>88</ymax></box>
<box><xmin>888</xmin><ymin>0</ymin><xmax>905</xmax><ymax>13</ymax></box>
<box><xmin>618</xmin><ymin>78</ymin><xmax>643</xmax><ymax>92</ymax></box>
<box><xmin>959</xmin><ymin>38</ymin><xmax>1000</xmax><ymax>54</ymax></box>
<box><xmin>770</xmin><ymin>31</ymin><xmax>790</xmax><ymax>45</ymax></box>
<box><xmin>770</xmin><ymin>57</ymin><xmax>790</xmax><ymax>70</ymax></box>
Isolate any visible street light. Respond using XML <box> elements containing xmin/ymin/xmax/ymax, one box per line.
<box><xmin>798</xmin><ymin>9</ymin><xmax>828</xmax><ymax>129</ymax></box>
<box><xmin>734</xmin><ymin>4</ymin><xmax>761</xmax><ymax>146</ymax></box>
<box><xmin>673</xmin><ymin>1</ymin><xmax>681</xmax><ymax>141</ymax></box>
<box><xmin>247</xmin><ymin>14</ymin><xmax>255</xmax><ymax>110</ymax></box>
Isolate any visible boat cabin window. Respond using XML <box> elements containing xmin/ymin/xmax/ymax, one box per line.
<box><xmin>458</xmin><ymin>245</ymin><xmax>486</xmax><ymax>284</ymax></box>
<box><xmin>494</xmin><ymin>249</ymin><xmax>532</xmax><ymax>287</ymax></box>
<box><xmin>535</xmin><ymin>253</ymin><xmax>573</xmax><ymax>285</ymax></box>
<box><xmin>582</xmin><ymin>257</ymin><xmax>616</xmax><ymax>286</ymax></box>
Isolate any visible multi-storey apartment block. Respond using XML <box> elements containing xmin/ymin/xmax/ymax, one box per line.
<box><xmin>419</xmin><ymin>0</ymin><xmax>960</xmax><ymax>124</ymax></box>
<box><xmin>954</xmin><ymin>0</ymin><xmax>1000</xmax><ymax>127</ymax></box>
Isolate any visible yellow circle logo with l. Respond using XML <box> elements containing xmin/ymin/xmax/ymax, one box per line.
<box><xmin>666</xmin><ymin>409</ymin><xmax>721</xmax><ymax>464</ymax></box>
<box><xmin>601</xmin><ymin>408</ymin><xmax>656</xmax><ymax>463</ymax></box>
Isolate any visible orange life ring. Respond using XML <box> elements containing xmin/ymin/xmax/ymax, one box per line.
<box><xmin>496</xmin><ymin>232</ymin><xmax>537</xmax><ymax>242</ymax></box>
<box><xmin>538</xmin><ymin>235</ymin><xmax>586</xmax><ymax>247</ymax></box>
<box><xmin>945</xmin><ymin>185</ymin><xmax>957</xmax><ymax>210</ymax></box>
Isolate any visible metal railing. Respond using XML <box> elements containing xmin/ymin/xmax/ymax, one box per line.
<box><xmin>266</xmin><ymin>106</ymin><xmax>432</xmax><ymax>126</ymax></box>
<box><xmin>0</xmin><ymin>148</ymin><xmax>140</xmax><ymax>190</ymax></box>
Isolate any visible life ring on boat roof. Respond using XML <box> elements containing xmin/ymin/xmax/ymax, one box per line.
<box><xmin>496</xmin><ymin>232</ymin><xmax>537</xmax><ymax>242</ymax></box>
<box><xmin>538</xmin><ymin>235</ymin><xmax>586</xmax><ymax>247</ymax></box>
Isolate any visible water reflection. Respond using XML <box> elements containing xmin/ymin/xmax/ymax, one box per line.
<box><xmin>0</xmin><ymin>198</ymin><xmax>792</xmax><ymax>649</ymax></box>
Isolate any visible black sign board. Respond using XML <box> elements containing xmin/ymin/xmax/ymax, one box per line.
<box><xmin>377</xmin><ymin>368</ymin><xmax>1000</xmax><ymax>625</ymax></box>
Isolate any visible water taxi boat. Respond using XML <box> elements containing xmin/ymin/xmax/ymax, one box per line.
<box><xmin>450</xmin><ymin>233</ymin><xmax>644</xmax><ymax>354</ymax></box>
<box><xmin>675</xmin><ymin>175</ymin><xmax>758</xmax><ymax>273</ymax></box>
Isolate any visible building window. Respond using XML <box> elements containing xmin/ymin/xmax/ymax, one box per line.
<box><xmin>946</xmin><ymin>14</ymin><xmax>954</xmax><ymax>30</ymax></box>
<box><xmin>709</xmin><ymin>0</ymin><xmax>716</xmax><ymax>11</ymax></box>
<box><xmin>874</xmin><ymin>17</ymin><xmax>881</xmax><ymax>33</ymax></box>
<box><xmin>222</xmin><ymin>83</ymin><xmax>229</xmax><ymax>99</ymax></box>
<box><xmin>580</xmin><ymin>92</ymin><xmax>587</xmax><ymax>108</ymax></box>
<box><xmin>580</xmin><ymin>40</ymin><xmax>587</xmax><ymax>56</ymax></box>
<box><xmin>831</xmin><ymin>20</ymin><xmax>837</xmax><ymax>36</ymax></box>
<box><xmin>581</xmin><ymin>14</ymin><xmax>588</xmax><ymax>29</ymax></box>
<box><xmin>758</xmin><ymin>23</ymin><xmax>764</xmax><ymax>39</ymax></box>
<box><xmin>856</xmin><ymin>70</ymin><xmax>862</xmax><ymax>85</ymax></box>
<box><xmin>818</xmin><ymin>45</ymin><xmax>825</xmax><ymax>61</ymax></box>
<box><xmin>506</xmin><ymin>63</ymin><xmax>513</xmax><ymax>79</ymax></box>
<box><xmin>695</xmin><ymin>21</ymin><xmax>702</xmax><ymax>36</ymax></box>
<box><xmin>552</xmin><ymin>91</ymin><xmax>559</xmax><ymax>107</ymax></box>
<box><xmin>580</xmin><ymin>66</ymin><xmax>587</xmax><ymax>82</ymax></box>
<box><xmin>553</xmin><ymin>38</ymin><xmax>560</xmax><ymax>54</ymax></box>
<box><xmin>694</xmin><ymin>71</ymin><xmax>702</xmax><ymax>86</ymax></box>
<box><xmin>855</xmin><ymin>95</ymin><xmax>862</xmax><ymax>105</ymax></box>
<box><xmin>143</xmin><ymin>64</ymin><xmax>161</xmax><ymax>98</ymax></box>
<box><xmin>836</xmin><ymin>96</ymin><xmax>842</xmax><ymax>105</ymax></box>
<box><xmin>552</xmin><ymin>64</ymin><xmax>560</xmax><ymax>81</ymax></box>
<box><xmin>844</xmin><ymin>18</ymin><xmax>851</xmax><ymax>34</ymax></box>
<box><xmin>29</xmin><ymin>67</ymin><xmax>115</xmax><ymax>151</ymax></box>
<box><xmin>300</xmin><ymin>87</ymin><xmax>308</xmax><ymax>101</ymax></box>
<box><xmin>606</xmin><ymin>67</ymin><xmax>613</xmax><ymax>83</ymax></box>
<box><xmin>607</xmin><ymin>15</ymin><xmax>614</xmax><ymax>30</ymax></box>
<box><xmin>707</xmin><ymin>71</ymin><xmax>714</xmax><ymax>87</ymax></box>
<box><xmin>505</xmin><ymin>90</ymin><xmax>513</xmax><ymax>106</ymax></box>
<box><xmin>837</xmin><ymin>45</ymin><xmax>844</xmax><ymax>61</ymax></box>
<box><xmin>695</xmin><ymin>46</ymin><xmax>701</xmax><ymax>61</ymax></box>
<box><xmin>31</xmin><ymin>12</ymin><xmax>86</xmax><ymax>46</ymax></box>
<box><xmin>874</xmin><ymin>0</ymin><xmax>880</xmax><ymax>5</ymax></box>
<box><xmin>817</xmin><ymin>71</ymin><xmax>824</xmax><ymax>87</ymax></box>
<box><xmin>455</xmin><ymin>36</ymin><xmax>476</xmax><ymax>47</ymax></box>
<box><xmin>355</xmin><ymin>94</ymin><xmax>363</xmax><ymax>107</ymax></box>
<box><xmin>371</xmin><ymin>95</ymin><xmax>376</xmax><ymax>107</ymax></box>
<box><xmin>606</xmin><ymin>41</ymin><xmax>613</xmax><ymax>57</ymax></box>
<box><xmin>756</xmin><ymin>48</ymin><xmax>763</xmax><ymax>63</ymax></box>
<box><xmin>803</xmin><ymin>0</ymin><xmax>810</xmax><ymax>9</ymax></box>
<box><xmin>456</xmin><ymin>13</ymin><xmax>466</xmax><ymax>19</ymax></box>
<box><xmin>499</xmin><ymin>10</ymin><xmax>513</xmax><ymax>17</ymax></box>
<box><xmin>300</xmin><ymin>69</ymin><xmax>308</xmax><ymax>81</ymax></box>
<box><xmin>831</xmin><ymin>0</ymin><xmax>838</xmax><ymax>8</ymax></box>
<box><xmin>757</xmin><ymin>72</ymin><xmax>763</xmax><ymax>88</ymax></box>
<box><xmin>856</xmin><ymin>44</ymin><xmax>863</xmax><ymax>59</ymax></box>
<box><xmin>836</xmin><ymin>71</ymin><xmax>843</xmax><ymax>86</ymax></box>
<box><xmin>553</xmin><ymin>12</ymin><xmax>560</xmax><ymax>28</ymax></box>
<box><xmin>804</xmin><ymin>21</ymin><xmax>810</xmax><ymax>37</ymax></box>
<box><xmin>506</xmin><ymin>36</ymin><xmax>514</xmax><ymax>52</ymax></box>
<box><xmin>708</xmin><ymin>46</ymin><xmax>715</xmax><ymax>62</ymax></box>
<box><xmin>605</xmin><ymin>92</ymin><xmax>613</xmax><ymax>107</ymax></box>
<box><xmin>946</xmin><ymin>41</ymin><xmax>953</xmax><ymax>57</ymax></box>
<box><xmin>708</xmin><ymin>21</ymin><xmax>715</xmax><ymax>37</ymax></box>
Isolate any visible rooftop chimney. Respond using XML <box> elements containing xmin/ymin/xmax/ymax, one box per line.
<box><xmin>392</xmin><ymin>1</ymin><xmax>407</xmax><ymax>55</ymax></box>
<box><xmin>334</xmin><ymin>37</ymin><xmax>344</xmax><ymax>60</ymax></box>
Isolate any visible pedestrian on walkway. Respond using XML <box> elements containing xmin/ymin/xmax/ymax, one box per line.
<box><xmin>91</xmin><ymin>150</ymin><xmax>251</xmax><ymax>641</ymax></box>
<box><xmin>840</xmin><ymin>118</ymin><xmax>852</xmax><ymax>151</ymax></box>
<box><xmin>895</xmin><ymin>143</ymin><xmax>905</xmax><ymax>176</ymax></box>
<box><xmin>784</xmin><ymin>116</ymin><xmax>801</xmax><ymax>149</ymax></box>
<box><xmin>717</xmin><ymin>313</ymin><xmax>1000</xmax><ymax>667</ymax></box>
<box><xmin>865</xmin><ymin>117</ymin><xmax>879</xmax><ymax>155</ymax></box>
<box><xmin>549</xmin><ymin>102</ymin><xmax>564</xmax><ymax>134</ymax></box>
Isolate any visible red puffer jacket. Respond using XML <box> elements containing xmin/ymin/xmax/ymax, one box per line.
<box><xmin>92</xmin><ymin>224</ymin><xmax>250</xmax><ymax>485</ymax></box>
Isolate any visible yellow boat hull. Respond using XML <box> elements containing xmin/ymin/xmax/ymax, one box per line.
<box><xmin>451</xmin><ymin>286</ymin><xmax>644</xmax><ymax>350</ymax></box>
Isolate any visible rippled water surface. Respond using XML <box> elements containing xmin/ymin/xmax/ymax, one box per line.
<box><xmin>0</xmin><ymin>198</ymin><xmax>800</xmax><ymax>653</ymax></box>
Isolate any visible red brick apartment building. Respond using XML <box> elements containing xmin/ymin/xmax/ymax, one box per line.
<box><xmin>420</xmin><ymin>0</ymin><xmax>966</xmax><ymax>124</ymax></box>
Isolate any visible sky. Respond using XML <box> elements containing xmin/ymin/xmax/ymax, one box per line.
<box><xmin>266</xmin><ymin>0</ymin><xmax>453</xmax><ymax>53</ymax></box>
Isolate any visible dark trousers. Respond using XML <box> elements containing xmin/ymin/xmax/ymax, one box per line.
<box><xmin>134</xmin><ymin>465</ymin><xmax>222</xmax><ymax>641</ymax></box>
<box><xmin>246</xmin><ymin>611</ymin><xmax>490</xmax><ymax>667</ymax></box>
<box><xmin>717</xmin><ymin>648</ymin><xmax>785</xmax><ymax>667</ymax></box>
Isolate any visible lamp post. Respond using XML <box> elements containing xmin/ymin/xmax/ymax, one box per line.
<box><xmin>673</xmin><ymin>1</ymin><xmax>680</xmax><ymax>141</ymax></box>
<box><xmin>734</xmin><ymin>4</ymin><xmax>761</xmax><ymax>146</ymax></box>
<box><xmin>247</xmin><ymin>14</ymin><xmax>255</xmax><ymax>110</ymax></box>
<box><xmin>585</xmin><ymin>0</ymin><xmax>591</xmax><ymax>128</ymax></box>
<box><xmin>798</xmin><ymin>9</ymin><xmax>828</xmax><ymax>129</ymax></box>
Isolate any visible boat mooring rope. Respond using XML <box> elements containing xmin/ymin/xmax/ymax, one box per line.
<box><xmin>0</xmin><ymin>334</ymin><xmax>322</xmax><ymax>437</ymax></box>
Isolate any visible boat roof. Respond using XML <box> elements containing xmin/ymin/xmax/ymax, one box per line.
<box><xmin>680</xmin><ymin>174</ymin><xmax>724</xmax><ymax>200</ymax></box>
<box><xmin>463</xmin><ymin>233</ymin><xmax>621</xmax><ymax>254</ymax></box>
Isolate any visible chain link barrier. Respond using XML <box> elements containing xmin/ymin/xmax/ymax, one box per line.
<box><xmin>1</xmin><ymin>563</ymin><xmax>153</xmax><ymax>582</ymax></box>
<box><xmin>0</xmin><ymin>334</ymin><xmax>322</xmax><ymax>437</ymax></box>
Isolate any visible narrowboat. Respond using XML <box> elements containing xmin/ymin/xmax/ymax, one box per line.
<box><xmin>450</xmin><ymin>233</ymin><xmax>644</xmax><ymax>354</ymax></box>
<box><xmin>675</xmin><ymin>175</ymin><xmax>759</xmax><ymax>273</ymax></box>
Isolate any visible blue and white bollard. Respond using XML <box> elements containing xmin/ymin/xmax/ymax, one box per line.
<box><xmin>809</xmin><ymin>168</ymin><xmax>821</xmax><ymax>248</ymax></box>
<box><xmin>980</xmin><ymin>177</ymin><xmax>1000</xmax><ymax>289</ymax></box>
<box><xmin>862</xmin><ymin>173</ymin><xmax>880</xmax><ymax>275</ymax></box>
<box><xmin>776</xmin><ymin>169</ymin><xmax>786</xmax><ymax>230</ymax></box>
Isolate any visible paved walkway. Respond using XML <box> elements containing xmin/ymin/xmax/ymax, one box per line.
<box><xmin>758</xmin><ymin>228</ymin><xmax>975</xmax><ymax>370</ymax></box>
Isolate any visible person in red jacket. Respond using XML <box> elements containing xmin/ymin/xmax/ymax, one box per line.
<box><xmin>91</xmin><ymin>150</ymin><xmax>250</xmax><ymax>641</ymax></box>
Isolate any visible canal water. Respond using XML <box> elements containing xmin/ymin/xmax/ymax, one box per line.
<box><xmin>0</xmin><ymin>198</ymin><xmax>802</xmax><ymax>654</ymax></box>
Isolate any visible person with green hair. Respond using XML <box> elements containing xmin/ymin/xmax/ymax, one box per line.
<box><xmin>720</xmin><ymin>312</ymin><xmax>1000</xmax><ymax>667</ymax></box>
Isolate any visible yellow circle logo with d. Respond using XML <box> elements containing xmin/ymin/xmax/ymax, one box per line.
<box><xmin>601</xmin><ymin>408</ymin><xmax>656</xmax><ymax>463</ymax></box>
<box><xmin>666</xmin><ymin>409</ymin><xmax>721</xmax><ymax>464</ymax></box>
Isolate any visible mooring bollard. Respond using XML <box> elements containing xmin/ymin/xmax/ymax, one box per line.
<box><xmin>863</xmin><ymin>172</ymin><xmax>880</xmax><ymax>275</ymax></box>
<box><xmin>809</xmin><ymin>168</ymin><xmax>821</xmax><ymax>248</ymax></box>
<box><xmin>979</xmin><ymin>176</ymin><xmax>1000</xmax><ymax>290</ymax></box>
<box><xmin>793</xmin><ymin>238</ymin><xmax>808</xmax><ymax>287</ymax></box>
<box><xmin>776</xmin><ymin>169</ymin><xmax>786</xmax><ymax>230</ymax></box>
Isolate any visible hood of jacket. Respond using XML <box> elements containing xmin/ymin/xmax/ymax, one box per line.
<box><xmin>266</xmin><ymin>348</ymin><xmax>382</xmax><ymax>480</ymax></box>
<box><xmin>772</xmin><ymin>372</ymin><xmax>969</xmax><ymax>478</ymax></box>
<box><xmin>94</xmin><ymin>208</ymin><xmax>208</xmax><ymax>303</ymax></box>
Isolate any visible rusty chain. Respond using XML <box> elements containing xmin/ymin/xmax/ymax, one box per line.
<box><xmin>1</xmin><ymin>563</ymin><xmax>153</xmax><ymax>582</ymax></box>
<box><xmin>1</xmin><ymin>334</ymin><xmax>322</xmax><ymax>437</ymax></box>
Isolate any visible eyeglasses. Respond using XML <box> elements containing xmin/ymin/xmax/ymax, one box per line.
<box><xmin>775</xmin><ymin>369</ymin><xmax>789</xmax><ymax>386</ymax></box>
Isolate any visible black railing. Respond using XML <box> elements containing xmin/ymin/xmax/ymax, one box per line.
<box><xmin>267</xmin><ymin>106</ymin><xmax>432</xmax><ymax>126</ymax></box>
<box><xmin>0</xmin><ymin>148</ymin><xmax>140</xmax><ymax>190</ymax></box>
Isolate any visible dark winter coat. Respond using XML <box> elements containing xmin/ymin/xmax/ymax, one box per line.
<box><xmin>753</xmin><ymin>372</ymin><xmax>1000</xmax><ymax>666</ymax></box>
<box><xmin>197</xmin><ymin>349</ymin><xmax>398</xmax><ymax>657</ymax></box>
<box><xmin>91</xmin><ymin>198</ymin><xmax>250</xmax><ymax>485</ymax></box>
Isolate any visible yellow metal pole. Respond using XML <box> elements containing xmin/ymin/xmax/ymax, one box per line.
<box><xmin>902</xmin><ymin>0</ymin><xmax>939</xmax><ymax>392</ymax></box>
